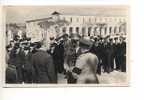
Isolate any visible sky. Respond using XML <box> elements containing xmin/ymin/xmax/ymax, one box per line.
<box><xmin>5</xmin><ymin>6</ymin><xmax>129</xmax><ymax>23</ymax></box>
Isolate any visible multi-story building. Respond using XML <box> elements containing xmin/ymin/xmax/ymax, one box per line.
<box><xmin>26</xmin><ymin>11</ymin><xmax>128</xmax><ymax>44</ymax></box>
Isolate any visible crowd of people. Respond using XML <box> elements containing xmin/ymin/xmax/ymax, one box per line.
<box><xmin>5</xmin><ymin>33</ymin><xmax>126</xmax><ymax>84</ymax></box>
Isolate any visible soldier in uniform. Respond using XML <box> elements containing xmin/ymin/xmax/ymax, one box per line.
<box><xmin>89</xmin><ymin>37</ymin><xmax>101</xmax><ymax>75</ymax></box>
<box><xmin>119</xmin><ymin>37</ymin><xmax>126</xmax><ymax>72</ymax></box>
<box><xmin>23</xmin><ymin>46</ymin><xmax>34</xmax><ymax>83</ymax></box>
<box><xmin>64</xmin><ymin>33</ymin><xmax>81</xmax><ymax>83</ymax></box>
<box><xmin>114</xmin><ymin>37</ymin><xmax>121</xmax><ymax>71</ymax></box>
<box><xmin>102</xmin><ymin>37</ymin><xmax>109</xmax><ymax>73</ymax></box>
<box><xmin>107</xmin><ymin>38</ymin><xmax>115</xmax><ymax>72</ymax></box>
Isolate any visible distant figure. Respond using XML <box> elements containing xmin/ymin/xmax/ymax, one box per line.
<box><xmin>32</xmin><ymin>42</ymin><xmax>57</xmax><ymax>83</ymax></box>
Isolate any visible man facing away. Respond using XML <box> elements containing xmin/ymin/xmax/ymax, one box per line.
<box><xmin>32</xmin><ymin>42</ymin><xmax>57</xmax><ymax>83</ymax></box>
<box><xmin>71</xmin><ymin>37</ymin><xmax>99</xmax><ymax>84</ymax></box>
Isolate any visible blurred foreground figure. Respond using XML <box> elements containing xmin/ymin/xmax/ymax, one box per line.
<box><xmin>32</xmin><ymin>42</ymin><xmax>57</xmax><ymax>83</ymax></box>
<box><xmin>72</xmin><ymin>38</ymin><xmax>99</xmax><ymax>84</ymax></box>
<box><xmin>6</xmin><ymin>45</ymin><xmax>18</xmax><ymax>83</ymax></box>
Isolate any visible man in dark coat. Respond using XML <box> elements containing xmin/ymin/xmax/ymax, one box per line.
<box><xmin>6</xmin><ymin>46</ymin><xmax>18</xmax><ymax>83</ymax></box>
<box><xmin>114</xmin><ymin>37</ymin><xmax>121</xmax><ymax>71</ymax></box>
<box><xmin>119</xmin><ymin>37</ymin><xmax>126</xmax><ymax>72</ymax></box>
<box><xmin>32</xmin><ymin>43</ymin><xmax>57</xmax><ymax>83</ymax></box>
<box><xmin>107</xmin><ymin>38</ymin><xmax>115</xmax><ymax>72</ymax></box>
<box><xmin>52</xmin><ymin>41</ymin><xmax>64</xmax><ymax>73</ymax></box>
<box><xmin>89</xmin><ymin>37</ymin><xmax>101</xmax><ymax>75</ymax></box>
<box><xmin>23</xmin><ymin>46</ymin><xmax>34</xmax><ymax>83</ymax></box>
<box><xmin>8</xmin><ymin>43</ymin><xmax>25</xmax><ymax>83</ymax></box>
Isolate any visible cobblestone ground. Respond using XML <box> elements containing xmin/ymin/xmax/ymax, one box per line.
<box><xmin>57</xmin><ymin>71</ymin><xmax>127</xmax><ymax>84</ymax></box>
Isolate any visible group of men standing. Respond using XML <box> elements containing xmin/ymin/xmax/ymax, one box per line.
<box><xmin>5</xmin><ymin>32</ymin><xmax>126</xmax><ymax>84</ymax></box>
<box><xmin>90</xmin><ymin>35</ymin><xmax>126</xmax><ymax>74</ymax></box>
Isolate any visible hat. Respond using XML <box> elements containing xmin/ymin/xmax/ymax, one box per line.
<box><xmin>105</xmin><ymin>35</ymin><xmax>110</xmax><ymax>39</ymax></box>
<box><xmin>6</xmin><ymin>45</ymin><xmax>11</xmax><ymax>49</ymax></box>
<box><xmin>24</xmin><ymin>46</ymin><xmax>30</xmax><ymax>50</ymax></box>
<box><xmin>21</xmin><ymin>42</ymin><xmax>28</xmax><ymax>45</ymax></box>
<box><xmin>114</xmin><ymin>37</ymin><xmax>118</xmax><ymax>40</ymax></box>
<box><xmin>50</xmin><ymin>36</ymin><xmax>55</xmax><ymax>40</ymax></box>
<box><xmin>26</xmin><ymin>37</ymin><xmax>31</xmax><ymax>41</ymax></box>
<box><xmin>35</xmin><ymin>42</ymin><xmax>42</xmax><ymax>49</ymax></box>
<box><xmin>30</xmin><ymin>43</ymin><xmax>36</xmax><ymax>47</ymax></box>
<box><xmin>10</xmin><ymin>40</ymin><xmax>14</xmax><ymax>42</ymax></box>
<box><xmin>70</xmin><ymin>33</ymin><xmax>81</xmax><ymax>40</ymax></box>
<box><xmin>62</xmin><ymin>33</ymin><xmax>69</xmax><ymax>37</ymax></box>
<box><xmin>109</xmin><ymin>38</ymin><xmax>113</xmax><ymax>41</ymax></box>
<box><xmin>119</xmin><ymin>36</ymin><xmax>125</xmax><ymax>39</ymax></box>
<box><xmin>79</xmin><ymin>38</ymin><xmax>93</xmax><ymax>48</ymax></box>
<box><xmin>55</xmin><ymin>33</ymin><xmax>64</xmax><ymax>41</ymax></box>
<box><xmin>94</xmin><ymin>37</ymin><xmax>98</xmax><ymax>41</ymax></box>
<box><xmin>14</xmin><ymin>43</ymin><xmax>20</xmax><ymax>49</ymax></box>
<box><xmin>99</xmin><ymin>37</ymin><xmax>103</xmax><ymax>40</ymax></box>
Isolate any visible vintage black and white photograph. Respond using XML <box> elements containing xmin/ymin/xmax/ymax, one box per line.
<box><xmin>4</xmin><ymin>6</ymin><xmax>129</xmax><ymax>86</ymax></box>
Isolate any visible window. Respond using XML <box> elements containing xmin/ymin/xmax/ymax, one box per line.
<box><xmin>109</xmin><ymin>27</ymin><xmax>112</xmax><ymax>34</ymax></box>
<box><xmin>76</xmin><ymin>27</ymin><xmax>79</xmax><ymax>33</ymax></box>
<box><xmin>69</xmin><ymin>27</ymin><xmax>73</xmax><ymax>34</ymax></box>
<box><xmin>70</xmin><ymin>17</ymin><xmax>72</xmax><ymax>23</ymax></box>
<box><xmin>114</xmin><ymin>27</ymin><xmax>117</xmax><ymax>34</ymax></box>
<box><xmin>89</xmin><ymin>18</ymin><xmax>91</xmax><ymax>23</ymax></box>
<box><xmin>77</xmin><ymin>18</ymin><xmax>79</xmax><ymax>22</ymax></box>
<box><xmin>83</xmin><ymin>18</ymin><xmax>85</xmax><ymax>23</ymax></box>
<box><xmin>88</xmin><ymin>27</ymin><xmax>92</xmax><ymax>36</ymax></box>
<box><xmin>104</xmin><ymin>27</ymin><xmax>107</xmax><ymax>35</ymax></box>
<box><xmin>100</xmin><ymin>27</ymin><xmax>102</xmax><ymax>36</ymax></box>
<box><xmin>82</xmin><ymin>27</ymin><xmax>86</xmax><ymax>36</ymax></box>
<box><xmin>119</xmin><ymin>26</ymin><xmax>122</xmax><ymax>33</ymax></box>
<box><xmin>62</xmin><ymin>27</ymin><xmax>66</xmax><ymax>33</ymax></box>
<box><xmin>95</xmin><ymin>18</ymin><xmax>97</xmax><ymax>22</ymax></box>
<box><xmin>94</xmin><ymin>27</ymin><xmax>97</xmax><ymax>36</ymax></box>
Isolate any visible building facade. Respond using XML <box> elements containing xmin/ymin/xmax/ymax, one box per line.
<box><xmin>26</xmin><ymin>12</ymin><xmax>127</xmax><ymax>44</ymax></box>
<box><xmin>6</xmin><ymin>23</ymin><xmax>26</xmax><ymax>45</ymax></box>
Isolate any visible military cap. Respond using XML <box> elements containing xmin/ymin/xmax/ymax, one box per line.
<box><xmin>14</xmin><ymin>43</ymin><xmax>20</xmax><ymax>49</ymax></box>
<box><xmin>62</xmin><ymin>33</ymin><xmax>69</xmax><ymax>37</ymax></box>
<box><xmin>94</xmin><ymin>37</ymin><xmax>98</xmax><ymax>41</ymax></box>
<box><xmin>55</xmin><ymin>33</ymin><xmax>64</xmax><ymax>41</ymax></box>
<box><xmin>26</xmin><ymin>37</ymin><xmax>31</xmax><ymax>41</ymax></box>
<box><xmin>10</xmin><ymin>40</ymin><xmax>14</xmax><ymax>42</ymax></box>
<box><xmin>50</xmin><ymin>36</ymin><xmax>55</xmax><ymax>40</ymax></box>
<box><xmin>114</xmin><ymin>37</ymin><xmax>118</xmax><ymax>40</ymax></box>
<box><xmin>109</xmin><ymin>38</ymin><xmax>113</xmax><ymax>41</ymax></box>
<box><xmin>70</xmin><ymin>33</ymin><xmax>81</xmax><ymax>40</ymax></box>
<box><xmin>6</xmin><ymin>45</ymin><xmax>11</xmax><ymax>49</ymax></box>
<box><xmin>35</xmin><ymin>42</ymin><xmax>42</xmax><ymax>49</ymax></box>
<box><xmin>24</xmin><ymin>46</ymin><xmax>30</xmax><ymax>50</ymax></box>
<box><xmin>30</xmin><ymin>43</ymin><xmax>36</xmax><ymax>47</ymax></box>
<box><xmin>79</xmin><ymin>38</ymin><xmax>93</xmax><ymax>48</ymax></box>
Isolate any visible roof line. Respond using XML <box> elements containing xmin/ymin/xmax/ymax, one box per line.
<box><xmin>26</xmin><ymin>17</ymin><xmax>52</xmax><ymax>23</ymax></box>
